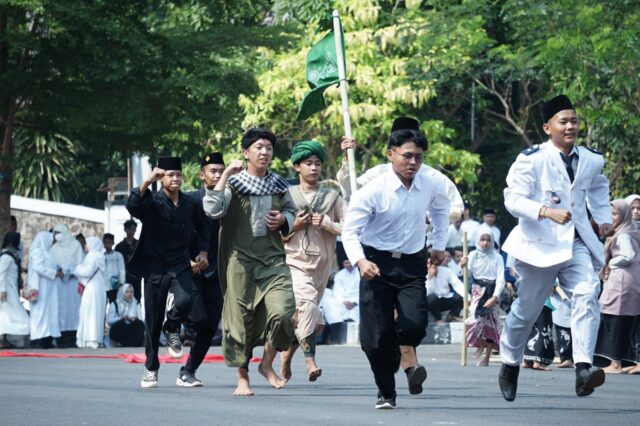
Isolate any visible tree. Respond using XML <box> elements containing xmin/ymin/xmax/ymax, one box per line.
<box><xmin>242</xmin><ymin>0</ymin><xmax>482</xmax><ymax>186</ymax></box>
<box><xmin>1</xmin><ymin>0</ymin><xmax>292</xmax><ymax>227</ymax></box>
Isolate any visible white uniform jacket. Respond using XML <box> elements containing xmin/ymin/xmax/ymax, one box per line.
<box><xmin>502</xmin><ymin>141</ymin><xmax>611</xmax><ymax>268</ymax></box>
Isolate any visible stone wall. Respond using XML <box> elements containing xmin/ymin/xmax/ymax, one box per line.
<box><xmin>9</xmin><ymin>195</ymin><xmax>104</xmax><ymax>261</ymax></box>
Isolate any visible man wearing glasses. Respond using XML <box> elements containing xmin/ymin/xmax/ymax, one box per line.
<box><xmin>341</xmin><ymin>128</ymin><xmax>450</xmax><ymax>409</ymax></box>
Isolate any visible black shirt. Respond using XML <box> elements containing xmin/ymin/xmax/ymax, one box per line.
<box><xmin>115</xmin><ymin>238</ymin><xmax>138</xmax><ymax>264</ymax></box>
<box><xmin>186</xmin><ymin>188</ymin><xmax>220</xmax><ymax>278</ymax></box>
<box><xmin>125</xmin><ymin>186</ymin><xmax>211</xmax><ymax>277</ymax></box>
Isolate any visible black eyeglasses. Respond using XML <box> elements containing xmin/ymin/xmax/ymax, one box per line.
<box><xmin>393</xmin><ymin>150</ymin><xmax>423</xmax><ymax>162</ymax></box>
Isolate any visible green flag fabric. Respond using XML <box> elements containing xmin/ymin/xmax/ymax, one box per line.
<box><xmin>295</xmin><ymin>20</ymin><xmax>345</xmax><ymax>121</ymax></box>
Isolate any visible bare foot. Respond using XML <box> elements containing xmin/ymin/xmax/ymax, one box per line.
<box><xmin>258</xmin><ymin>362</ymin><xmax>286</xmax><ymax>388</ymax></box>
<box><xmin>476</xmin><ymin>358</ymin><xmax>489</xmax><ymax>367</ymax></box>
<box><xmin>556</xmin><ymin>360</ymin><xmax>574</xmax><ymax>369</ymax></box>
<box><xmin>305</xmin><ymin>357</ymin><xmax>322</xmax><ymax>382</ymax></box>
<box><xmin>233</xmin><ymin>368</ymin><xmax>254</xmax><ymax>396</ymax></box>
<box><xmin>279</xmin><ymin>346</ymin><xmax>297</xmax><ymax>382</ymax></box>
<box><xmin>521</xmin><ymin>361</ymin><xmax>532</xmax><ymax>369</ymax></box>
<box><xmin>602</xmin><ymin>365</ymin><xmax>623</xmax><ymax>374</ymax></box>
<box><xmin>532</xmin><ymin>362</ymin><xmax>552</xmax><ymax>371</ymax></box>
<box><xmin>625</xmin><ymin>365</ymin><xmax>640</xmax><ymax>375</ymax></box>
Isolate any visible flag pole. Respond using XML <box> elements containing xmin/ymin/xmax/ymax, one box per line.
<box><xmin>461</xmin><ymin>231</ymin><xmax>469</xmax><ymax>366</ymax></box>
<box><xmin>332</xmin><ymin>10</ymin><xmax>357</xmax><ymax>195</ymax></box>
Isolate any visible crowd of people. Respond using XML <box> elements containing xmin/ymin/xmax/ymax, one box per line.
<box><xmin>1</xmin><ymin>95</ymin><xmax>639</xmax><ymax>409</ymax></box>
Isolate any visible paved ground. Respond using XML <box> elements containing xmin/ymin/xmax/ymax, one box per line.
<box><xmin>1</xmin><ymin>344</ymin><xmax>638</xmax><ymax>425</ymax></box>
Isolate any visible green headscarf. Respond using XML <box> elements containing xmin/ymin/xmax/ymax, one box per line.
<box><xmin>290</xmin><ymin>140</ymin><xmax>328</xmax><ymax>164</ymax></box>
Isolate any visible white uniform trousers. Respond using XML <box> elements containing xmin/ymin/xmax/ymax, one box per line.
<box><xmin>500</xmin><ymin>239</ymin><xmax>601</xmax><ymax>365</ymax></box>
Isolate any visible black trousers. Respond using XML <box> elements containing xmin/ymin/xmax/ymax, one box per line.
<box><xmin>426</xmin><ymin>293</ymin><xmax>463</xmax><ymax>321</ymax></box>
<box><xmin>144</xmin><ymin>270</ymin><xmax>193</xmax><ymax>371</ymax></box>
<box><xmin>359</xmin><ymin>246</ymin><xmax>428</xmax><ymax>398</ymax></box>
<box><xmin>184</xmin><ymin>273</ymin><xmax>224</xmax><ymax>374</ymax></box>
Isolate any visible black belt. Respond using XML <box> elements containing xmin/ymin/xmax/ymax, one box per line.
<box><xmin>362</xmin><ymin>244</ymin><xmax>425</xmax><ymax>260</ymax></box>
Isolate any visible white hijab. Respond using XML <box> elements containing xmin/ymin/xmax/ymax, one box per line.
<box><xmin>115</xmin><ymin>283</ymin><xmax>138</xmax><ymax>318</ymax></box>
<box><xmin>50</xmin><ymin>224</ymin><xmax>85</xmax><ymax>267</ymax></box>
<box><xmin>468</xmin><ymin>224</ymin><xmax>502</xmax><ymax>278</ymax></box>
<box><xmin>85</xmin><ymin>237</ymin><xmax>106</xmax><ymax>271</ymax></box>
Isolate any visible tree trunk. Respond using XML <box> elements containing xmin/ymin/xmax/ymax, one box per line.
<box><xmin>0</xmin><ymin>10</ymin><xmax>13</xmax><ymax>236</ymax></box>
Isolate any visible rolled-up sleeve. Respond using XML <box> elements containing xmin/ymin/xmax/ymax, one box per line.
<box><xmin>203</xmin><ymin>187</ymin><xmax>232</xmax><ymax>219</ymax></box>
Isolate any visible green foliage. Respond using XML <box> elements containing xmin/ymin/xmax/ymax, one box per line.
<box><xmin>241</xmin><ymin>0</ymin><xmax>483</xmax><ymax>184</ymax></box>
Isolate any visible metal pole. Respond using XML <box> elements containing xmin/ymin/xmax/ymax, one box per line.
<box><xmin>332</xmin><ymin>10</ymin><xmax>357</xmax><ymax>195</ymax></box>
<box><xmin>461</xmin><ymin>231</ymin><xmax>469</xmax><ymax>366</ymax></box>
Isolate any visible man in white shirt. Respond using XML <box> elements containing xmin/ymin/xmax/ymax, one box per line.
<box><xmin>460</xmin><ymin>205</ymin><xmax>480</xmax><ymax>249</ymax></box>
<box><xmin>481</xmin><ymin>208</ymin><xmax>501</xmax><ymax>248</ymax></box>
<box><xmin>103</xmin><ymin>233</ymin><xmax>126</xmax><ymax>302</ymax></box>
<box><xmin>499</xmin><ymin>95</ymin><xmax>612</xmax><ymax>401</ymax></box>
<box><xmin>342</xmin><ymin>127</ymin><xmax>450</xmax><ymax>409</ymax></box>
<box><xmin>446</xmin><ymin>218</ymin><xmax>463</xmax><ymax>249</ymax></box>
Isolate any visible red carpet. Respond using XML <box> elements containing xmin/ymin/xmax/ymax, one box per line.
<box><xmin>0</xmin><ymin>350</ymin><xmax>260</xmax><ymax>364</ymax></box>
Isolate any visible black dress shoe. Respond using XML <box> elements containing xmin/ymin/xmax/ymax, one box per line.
<box><xmin>405</xmin><ymin>365</ymin><xmax>428</xmax><ymax>395</ymax></box>
<box><xmin>575</xmin><ymin>367</ymin><xmax>605</xmax><ymax>397</ymax></box>
<box><xmin>499</xmin><ymin>363</ymin><xmax>519</xmax><ymax>401</ymax></box>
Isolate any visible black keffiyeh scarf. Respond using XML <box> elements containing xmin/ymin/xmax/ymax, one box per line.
<box><xmin>228</xmin><ymin>170</ymin><xmax>289</xmax><ymax>196</ymax></box>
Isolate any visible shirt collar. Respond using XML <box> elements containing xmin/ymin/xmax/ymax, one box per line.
<box><xmin>547</xmin><ymin>140</ymin><xmax>579</xmax><ymax>157</ymax></box>
<box><xmin>386</xmin><ymin>165</ymin><xmax>422</xmax><ymax>192</ymax></box>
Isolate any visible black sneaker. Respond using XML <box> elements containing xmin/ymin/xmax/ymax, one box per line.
<box><xmin>575</xmin><ymin>366</ymin><xmax>605</xmax><ymax>397</ymax></box>
<box><xmin>375</xmin><ymin>392</ymin><xmax>397</xmax><ymax>409</ymax></box>
<box><xmin>405</xmin><ymin>365</ymin><xmax>427</xmax><ymax>395</ymax></box>
<box><xmin>176</xmin><ymin>367</ymin><xmax>203</xmax><ymax>387</ymax></box>
<box><xmin>163</xmin><ymin>327</ymin><xmax>183</xmax><ymax>358</ymax></box>
<box><xmin>140</xmin><ymin>369</ymin><xmax>158</xmax><ymax>388</ymax></box>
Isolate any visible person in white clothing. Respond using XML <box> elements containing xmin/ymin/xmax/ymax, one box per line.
<box><xmin>425</xmin><ymin>257</ymin><xmax>463</xmax><ymax>323</ymax></box>
<box><xmin>50</xmin><ymin>223</ymin><xmax>85</xmax><ymax>347</ymax></box>
<box><xmin>321</xmin><ymin>259</ymin><xmax>360</xmax><ymax>329</ymax></box>
<box><xmin>28</xmin><ymin>231</ymin><xmax>63</xmax><ymax>348</ymax></box>
<box><xmin>342</xmin><ymin>126</ymin><xmax>450</xmax><ymax>409</ymax></box>
<box><xmin>103</xmin><ymin>233</ymin><xmax>126</xmax><ymax>302</ymax></box>
<box><xmin>74</xmin><ymin>237</ymin><xmax>107</xmax><ymax>349</ymax></box>
<box><xmin>499</xmin><ymin>94</ymin><xmax>612</xmax><ymax>401</ymax></box>
<box><xmin>460</xmin><ymin>205</ymin><xmax>480</xmax><ymax>249</ymax></box>
<box><xmin>0</xmin><ymin>232</ymin><xmax>29</xmax><ymax>347</ymax></box>
<box><xmin>340</xmin><ymin>117</ymin><xmax>456</xmax><ymax>405</ymax></box>
<box><xmin>481</xmin><ymin>208</ymin><xmax>501</xmax><ymax>248</ymax></box>
<box><xmin>337</xmin><ymin>117</ymin><xmax>463</xmax><ymax>224</ymax></box>
<box><xmin>106</xmin><ymin>283</ymin><xmax>144</xmax><ymax>347</ymax></box>
<box><xmin>446</xmin><ymin>218</ymin><xmax>463</xmax><ymax>249</ymax></box>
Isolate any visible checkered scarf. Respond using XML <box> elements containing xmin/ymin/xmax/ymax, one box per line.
<box><xmin>228</xmin><ymin>170</ymin><xmax>289</xmax><ymax>196</ymax></box>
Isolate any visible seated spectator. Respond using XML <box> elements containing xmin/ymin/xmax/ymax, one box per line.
<box><xmin>426</xmin><ymin>257</ymin><xmax>464</xmax><ymax>323</ymax></box>
<box><xmin>107</xmin><ymin>283</ymin><xmax>144</xmax><ymax>347</ymax></box>
<box><xmin>320</xmin><ymin>259</ymin><xmax>360</xmax><ymax>343</ymax></box>
<box><xmin>0</xmin><ymin>232</ymin><xmax>29</xmax><ymax>347</ymax></box>
<box><xmin>445</xmin><ymin>248</ymin><xmax>462</xmax><ymax>280</ymax></box>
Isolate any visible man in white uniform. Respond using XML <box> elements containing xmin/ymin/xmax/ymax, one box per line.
<box><xmin>499</xmin><ymin>95</ymin><xmax>612</xmax><ymax>401</ymax></box>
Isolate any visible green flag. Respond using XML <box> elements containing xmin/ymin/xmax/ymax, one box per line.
<box><xmin>295</xmin><ymin>19</ymin><xmax>345</xmax><ymax>121</ymax></box>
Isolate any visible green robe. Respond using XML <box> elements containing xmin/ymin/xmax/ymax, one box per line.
<box><xmin>205</xmin><ymin>185</ymin><xmax>297</xmax><ymax>368</ymax></box>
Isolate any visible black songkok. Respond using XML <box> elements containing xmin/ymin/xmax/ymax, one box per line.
<box><xmin>157</xmin><ymin>157</ymin><xmax>182</xmax><ymax>171</ymax></box>
<box><xmin>391</xmin><ymin>116</ymin><xmax>420</xmax><ymax>133</ymax></box>
<box><xmin>200</xmin><ymin>152</ymin><xmax>225</xmax><ymax>168</ymax></box>
<box><xmin>542</xmin><ymin>95</ymin><xmax>574</xmax><ymax>122</ymax></box>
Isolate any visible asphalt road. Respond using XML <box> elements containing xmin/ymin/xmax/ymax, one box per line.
<box><xmin>1</xmin><ymin>344</ymin><xmax>637</xmax><ymax>425</ymax></box>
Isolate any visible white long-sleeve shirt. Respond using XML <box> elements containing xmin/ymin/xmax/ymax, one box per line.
<box><xmin>342</xmin><ymin>168</ymin><xmax>450</xmax><ymax>265</ymax></box>
<box><xmin>104</xmin><ymin>250</ymin><xmax>126</xmax><ymax>286</ymax></box>
<box><xmin>426</xmin><ymin>266</ymin><xmax>463</xmax><ymax>298</ymax></box>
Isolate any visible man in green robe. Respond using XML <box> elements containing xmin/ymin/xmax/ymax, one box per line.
<box><xmin>203</xmin><ymin>128</ymin><xmax>297</xmax><ymax>396</ymax></box>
